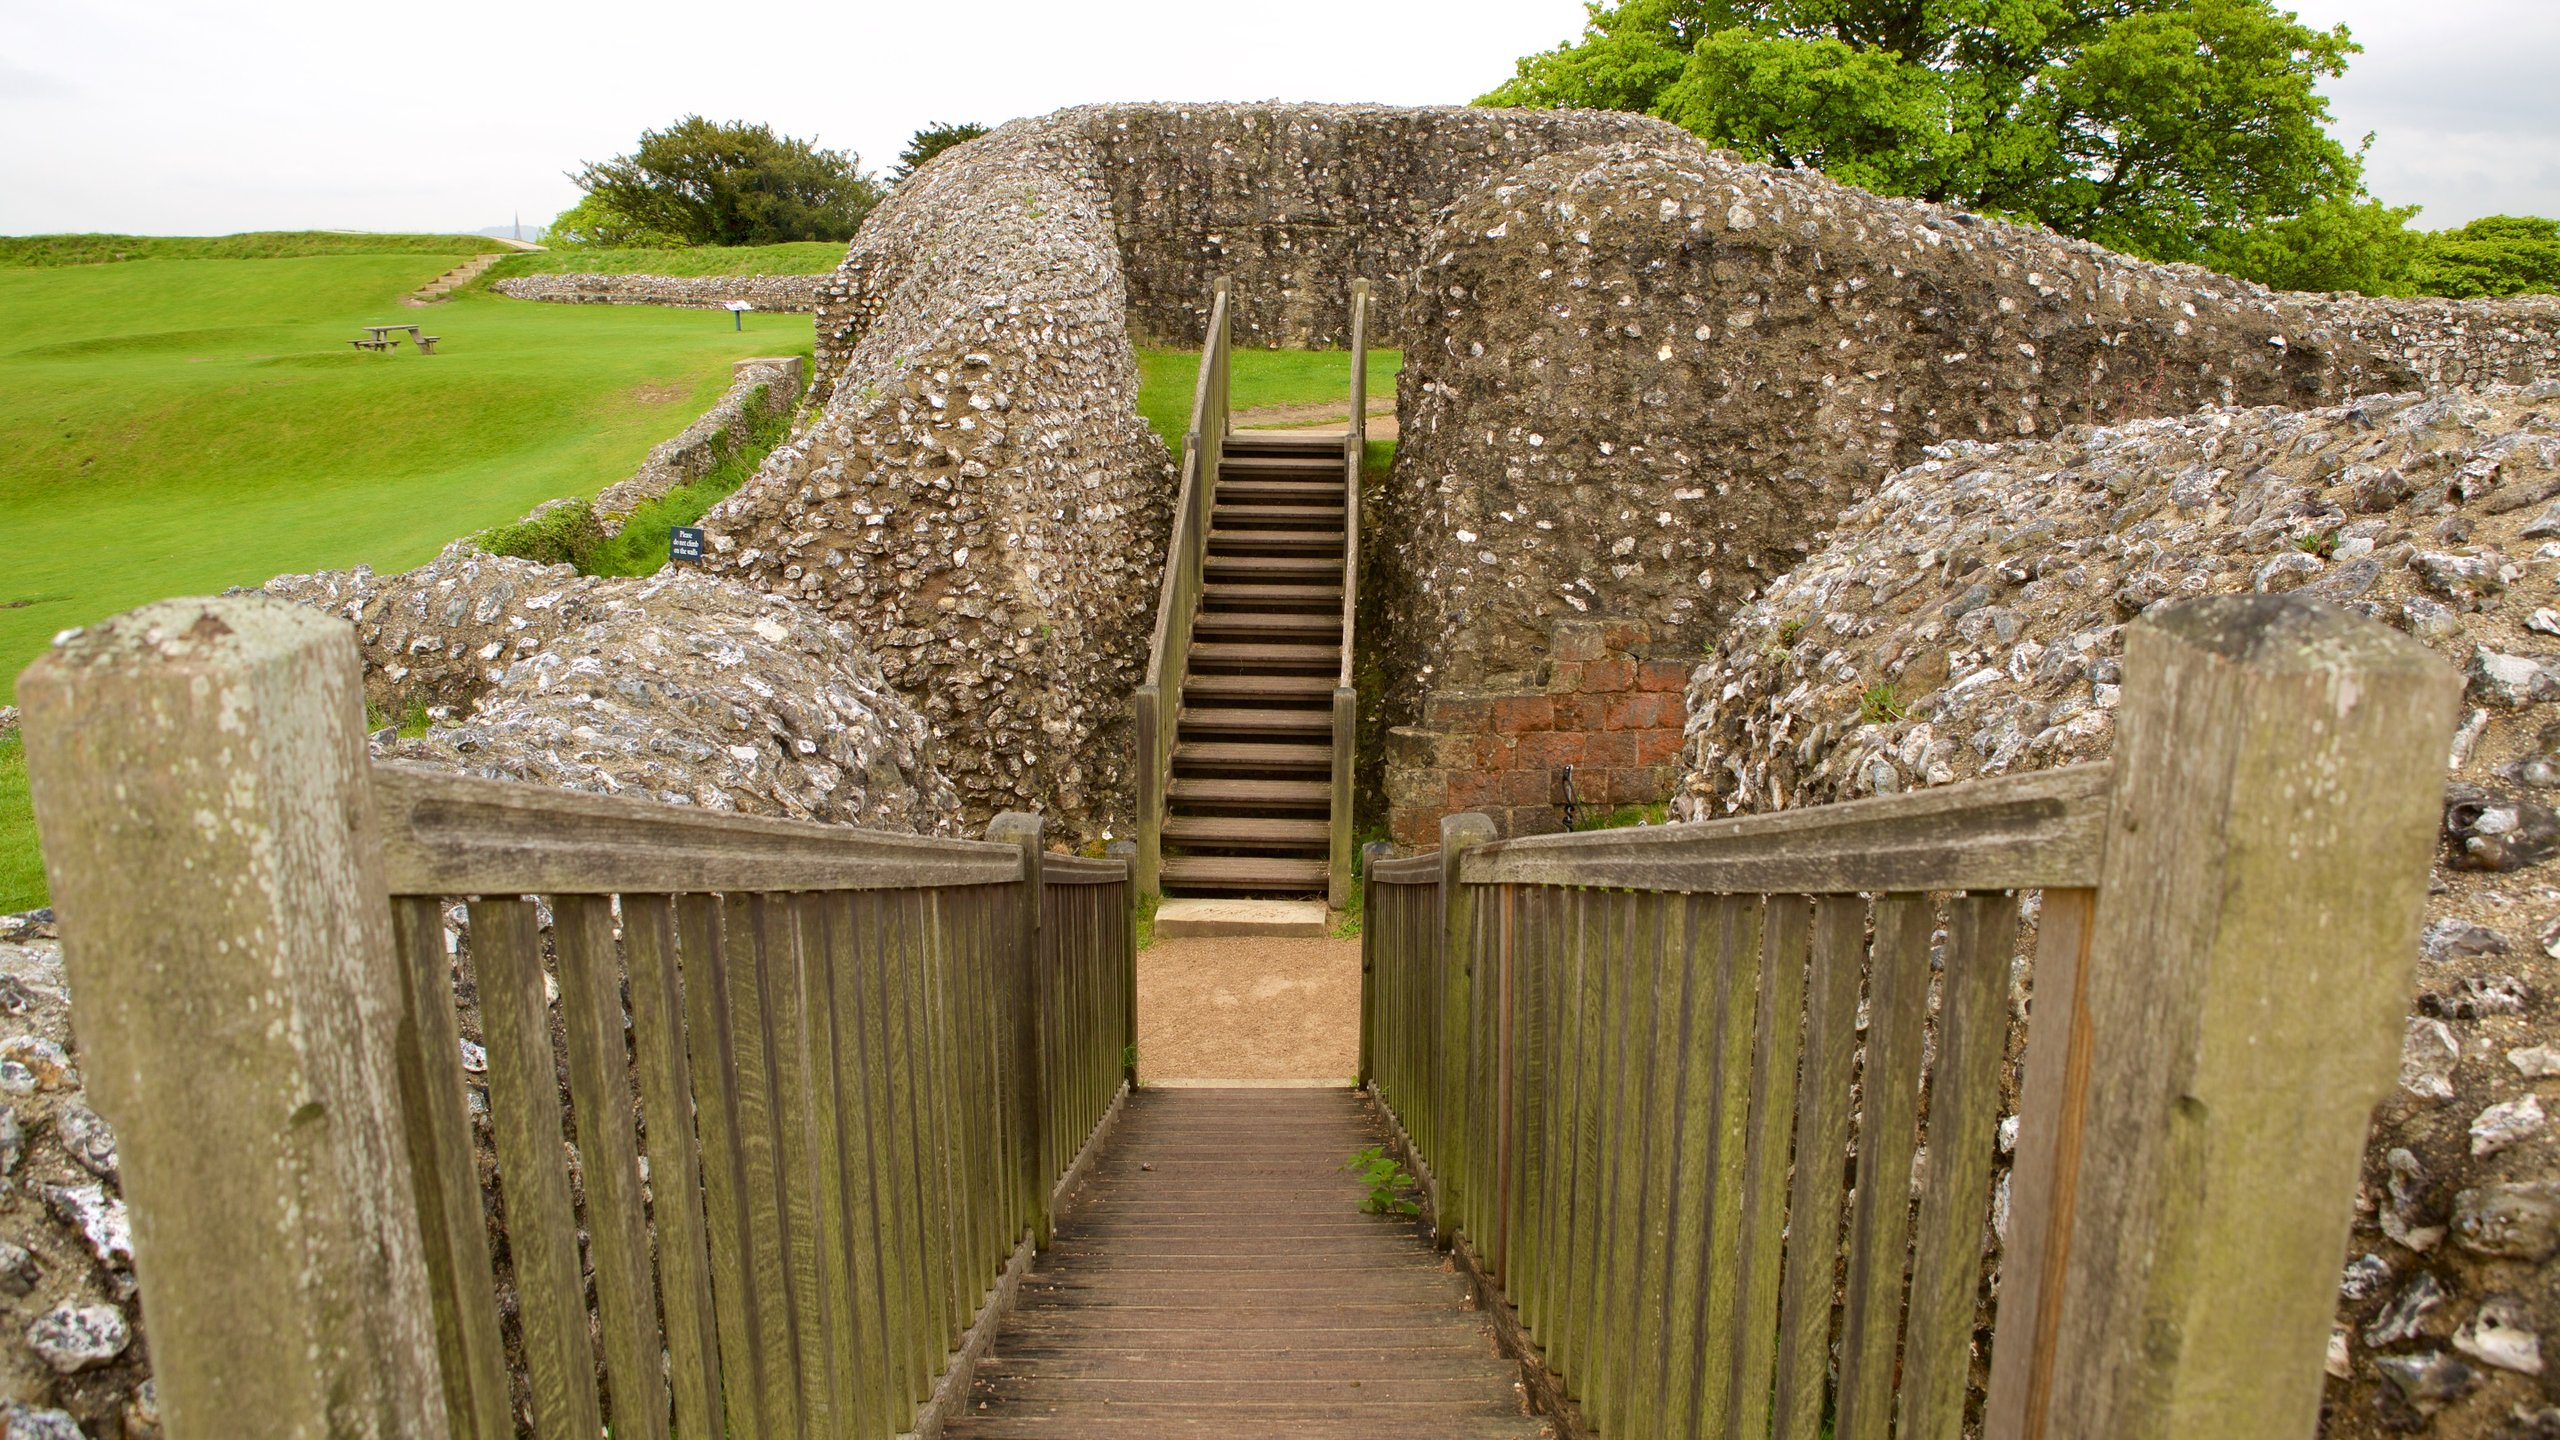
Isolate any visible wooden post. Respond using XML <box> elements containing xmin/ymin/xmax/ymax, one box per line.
<box><xmin>17</xmin><ymin>596</ymin><xmax>448</xmax><ymax>1439</ymax></box>
<box><xmin>1435</xmin><ymin>813</ymin><xmax>1497</xmax><ymax>1247</ymax></box>
<box><xmin>988</xmin><ymin>813</ymin><xmax>1051</xmax><ymax>1248</ymax></box>
<box><xmin>1134</xmin><ymin>687</ymin><xmax>1162</xmax><ymax>899</ymax></box>
<box><xmin>2019</xmin><ymin>595</ymin><xmax>2458</xmax><ymax>1440</ymax></box>
<box><xmin>1358</xmin><ymin>840</ymin><xmax>1391</xmax><ymax>1087</ymax></box>
<box><xmin>1107</xmin><ymin>839</ymin><xmax>1140</xmax><ymax>1088</ymax></box>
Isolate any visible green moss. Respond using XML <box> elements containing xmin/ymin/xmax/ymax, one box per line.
<box><xmin>1572</xmin><ymin>801</ymin><xmax>1670</xmax><ymax>833</ymax></box>
<box><xmin>1859</xmin><ymin>684</ymin><xmax>1912</xmax><ymax>725</ymax></box>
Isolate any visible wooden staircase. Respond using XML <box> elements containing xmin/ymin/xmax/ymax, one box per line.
<box><xmin>1161</xmin><ymin>429</ymin><xmax>1350</xmax><ymax>897</ymax></box>
<box><xmin>1137</xmin><ymin>277</ymin><xmax>1372</xmax><ymax>908</ymax></box>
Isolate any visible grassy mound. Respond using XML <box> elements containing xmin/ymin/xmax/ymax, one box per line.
<box><xmin>0</xmin><ymin>232</ymin><xmax>507</xmax><ymax>267</ymax></box>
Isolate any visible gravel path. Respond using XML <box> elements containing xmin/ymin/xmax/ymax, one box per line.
<box><xmin>1136</xmin><ymin>934</ymin><xmax>1360</xmax><ymax>1082</ymax></box>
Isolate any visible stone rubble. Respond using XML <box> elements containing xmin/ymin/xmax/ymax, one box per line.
<box><xmin>1674</xmin><ymin>384</ymin><xmax>2560</xmax><ymax>1437</ymax></box>
<box><xmin>264</xmin><ymin>555</ymin><xmax>962</xmax><ymax>834</ymax></box>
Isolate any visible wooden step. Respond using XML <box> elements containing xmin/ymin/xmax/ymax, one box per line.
<box><xmin>1193</xmin><ymin>612</ymin><xmax>1338</xmax><ymax>639</ymax></box>
<box><xmin>1157</xmin><ymin>855</ymin><xmax>1329</xmax><ymax>892</ymax></box>
<box><xmin>1177</xmin><ymin>706</ymin><xmax>1332</xmax><ymax>735</ymax></box>
<box><xmin>1188</xmin><ymin>642</ymin><xmax>1339</xmax><ymax>673</ymax></box>
<box><xmin>1211</xmin><ymin>503</ymin><xmax>1345</xmax><ymax>527</ymax></box>
<box><xmin>1166</xmin><ymin>777</ymin><xmax>1330</xmax><ymax>808</ymax></box>
<box><xmin>1218</xmin><ymin>453</ymin><xmax>1344</xmax><ymax>472</ymax></box>
<box><xmin>1217</xmin><ymin>479</ymin><xmax>1345</xmax><ymax>503</ymax></box>
<box><xmin>1161</xmin><ymin>816</ymin><xmax>1330</xmax><ymax>849</ymax></box>
<box><xmin>1173</xmin><ymin>741</ymin><xmax>1331</xmax><ymax>772</ymax></box>
<box><xmin>1222</xmin><ymin>432</ymin><xmax>1342</xmax><ymax>452</ymax></box>
<box><xmin>1207</xmin><ymin>529</ymin><xmax>1344</xmax><ymax>554</ymax></box>
<box><xmin>1181</xmin><ymin>674</ymin><xmax>1335</xmax><ymax>701</ymax></box>
<box><xmin>1203</xmin><ymin>555</ymin><xmax>1341</xmax><ymax>578</ymax></box>
<box><xmin>1201</xmin><ymin>582</ymin><xmax>1342</xmax><ymax>608</ymax></box>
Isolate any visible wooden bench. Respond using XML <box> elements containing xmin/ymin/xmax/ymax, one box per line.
<box><xmin>347</xmin><ymin>338</ymin><xmax>396</xmax><ymax>353</ymax></box>
<box><xmin>417</xmin><ymin>335</ymin><xmax>440</xmax><ymax>355</ymax></box>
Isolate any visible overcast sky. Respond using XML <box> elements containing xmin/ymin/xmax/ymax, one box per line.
<box><xmin>1</xmin><ymin>0</ymin><xmax>2550</xmax><ymax>237</ymax></box>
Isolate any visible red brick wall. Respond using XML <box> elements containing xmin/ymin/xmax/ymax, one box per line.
<box><xmin>1383</xmin><ymin>619</ymin><xmax>1689</xmax><ymax>848</ymax></box>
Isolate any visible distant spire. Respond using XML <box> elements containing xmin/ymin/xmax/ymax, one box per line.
<box><xmin>513</xmin><ymin>211</ymin><xmax>522</xmax><ymax>243</ymax></box>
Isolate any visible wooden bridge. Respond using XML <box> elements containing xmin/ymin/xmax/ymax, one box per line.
<box><xmin>15</xmin><ymin>286</ymin><xmax>2464</xmax><ymax>1440</ymax></box>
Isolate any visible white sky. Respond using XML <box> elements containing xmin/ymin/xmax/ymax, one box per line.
<box><xmin>0</xmin><ymin>0</ymin><xmax>2550</xmax><ymax>237</ymax></box>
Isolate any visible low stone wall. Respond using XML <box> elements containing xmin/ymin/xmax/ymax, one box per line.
<box><xmin>1369</xmin><ymin>135</ymin><xmax>2560</xmax><ymax>847</ymax></box>
<box><xmin>493</xmin><ymin>272</ymin><xmax>828</xmax><ymax>313</ymax></box>
<box><xmin>1382</xmin><ymin>618</ymin><xmax>1687</xmax><ymax>846</ymax></box>
<box><xmin>592</xmin><ymin>355</ymin><xmax>803</xmax><ymax>530</ymax></box>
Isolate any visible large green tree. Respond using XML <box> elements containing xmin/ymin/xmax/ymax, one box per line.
<box><xmin>892</xmin><ymin>122</ymin><xmax>991</xmax><ymax>183</ymax></box>
<box><xmin>563</xmin><ymin>116</ymin><xmax>881</xmax><ymax>247</ymax></box>
<box><xmin>1482</xmin><ymin>0</ymin><xmax>2366</xmax><ymax>267</ymax></box>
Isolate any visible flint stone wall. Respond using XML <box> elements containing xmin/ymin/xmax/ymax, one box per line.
<box><xmin>263</xmin><ymin>555</ymin><xmax>961</xmax><ymax>834</ymax></box>
<box><xmin>1371</xmin><ymin>137</ymin><xmax>2560</xmax><ymax>839</ymax></box>
<box><xmin>492</xmin><ymin>273</ymin><xmax>826</xmax><ymax>313</ymax></box>
<box><xmin>1676</xmin><ymin>384</ymin><xmax>2560</xmax><ymax>1439</ymax></box>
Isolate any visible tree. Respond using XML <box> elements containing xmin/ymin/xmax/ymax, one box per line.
<box><xmin>893</xmin><ymin>122</ymin><xmax>991</xmax><ymax>183</ymax></box>
<box><xmin>563</xmin><ymin>116</ymin><xmax>881</xmax><ymax>248</ymax></box>
<box><xmin>2404</xmin><ymin>215</ymin><xmax>2560</xmax><ymax>299</ymax></box>
<box><xmin>1482</xmin><ymin>0</ymin><xmax>2367</xmax><ymax>268</ymax></box>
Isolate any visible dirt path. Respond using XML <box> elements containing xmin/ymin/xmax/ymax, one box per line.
<box><xmin>1229</xmin><ymin>394</ymin><xmax>1398</xmax><ymax>439</ymax></box>
<box><xmin>1136</xmin><ymin>933</ymin><xmax>1360</xmax><ymax>1082</ymax></box>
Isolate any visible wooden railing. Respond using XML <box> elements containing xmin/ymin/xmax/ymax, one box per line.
<box><xmin>18</xmin><ymin>596</ymin><xmax>1136</xmax><ymax>1440</ymax></box>
<box><xmin>1135</xmin><ymin>277</ymin><xmax>1231</xmax><ymax>898</ymax></box>
<box><xmin>1359</xmin><ymin>596</ymin><xmax>2458</xmax><ymax>1440</ymax></box>
<box><xmin>1328</xmin><ymin>279</ymin><xmax>1370</xmax><ymax>908</ymax></box>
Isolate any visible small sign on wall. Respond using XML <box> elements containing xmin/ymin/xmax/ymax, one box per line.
<box><xmin>670</xmin><ymin>526</ymin><xmax>706</xmax><ymax>563</ymax></box>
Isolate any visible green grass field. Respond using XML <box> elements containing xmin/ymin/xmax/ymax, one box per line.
<box><xmin>1133</xmin><ymin>346</ymin><xmax>1401</xmax><ymax>451</ymax></box>
<box><xmin>484</xmin><ymin>242</ymin><xmax>849</xmax><ymax>280</ymax></box>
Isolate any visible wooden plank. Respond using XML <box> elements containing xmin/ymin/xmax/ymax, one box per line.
<box><xmin>1627</xmin><ymin>890</ymin><xmax>1698</xmax><ymax>1438</ymax></box>
<box><xmin>768</xmin><ymin>895</ymin><xmax>846</xmax><ymax>1436</ymax></box>
<box><xmin>1774</xmin><ymin>897</ymin><xmax>1868</xmax><ymax>1440</ymax></box>
<box><xmin>1835</xmin><ymin>893</ymin><xmax>1934</xmax><ymax>1440</ymax></box>
<box><xmin>1983</xmin><ymin>888</ymin><xmax>2095</xmax><ymax>1440</ymax></box>
<box><xmin>621</xmin><ymin>896</ymin><xmax>724</xmax><ymax>1440</ymax></box>
<box><xmin>2039</xmin><ymin>597</ymin><xmax>2459</xmax><ymax>1440</ymax></box>
<box><xmin>389</xmin><ymin>898</ymin><xmax>513</xmax><ymax>1440</ymax></box>
<box><xmin>374</xmin><ymin>765</ymin><xmax>1020</xmax><ymax>896</ymax></box>
<box><xmin>549</xmin><ymin>894</ymin><xmax>670</xmax><ymax>1440</ymax></box>
<box><xmin>1043</xmin><ymin>853</ymin><xmax>1130</xmax><ymax>885</ymax></box>
<box><xmin>1465</xmin><ymin>764</ymin><xmax>2110</xmax><ymax>894</ymax></box>
<box><xmin>678</xmin><ymin>896</ymin><xmax>767</xmax><ymax>1438</ymax></box>
<box><xmin>1726</xmin><ymin>894</ymin><xmax>1814</xmax><ymax>1440</ymax></box>
<box><xmin>1656</xmin><ymin>894</ymin><xmax>1730</xmax><ymax>1433</ymax></box>
<box><xmin>837</xmin><ymin>890</ymin><xmax>910</xmax><ymax>1428</ymax></box>
<box><xmin>1594</xmin><ymin>890</ymin><xmax>1660</xmax><ymax>1437</ymax></box>
<box><xmin>871</xmin><ymin>887</ymin><xmax>932</xmax><ymax>1404</ymax></box>
<box><xmin>1526</xmin><ymin>885</ymin><xmax>1567</xmax><ymax>1349</ymax></box>
<box><xmin>466</xmin><ymin>898</ymin><xmax>604</xmax><ymax>1440</ymax></box>
<box><xmin>1438</xmin><ymin>816</ymin><xmax>1497</xmax><ymax>1244</ymax></box>
<box><xmin>721</xmin><ymin>896</ymin><xmax>805</xmax><ymax>1437</ymax></box>
<box><xmin>1691</xmin><ymin>894</ymin><xmax>1767</xmax><ymax>1438</ymax></box>
<box><xmin>17</xmin><ymin>597</ymin><xmax>450</xmax><ymax>1438</ymax></box>
<box><xmin>915</xmin><ymin>888</ymin><xmax>967</xmax><ymax>1350</ymax></box>
<box><xmin>1899</xmin><ymin>892</ymin><xmax>2021</xmax><ymax>1440</ymax></box>
<box><xmin>1561</xmin><ymin>889</ymin><xmax>1608</xmax><ymax>1393</ymax></box>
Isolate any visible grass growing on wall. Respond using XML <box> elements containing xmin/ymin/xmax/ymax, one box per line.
<box><xmin>587</xmin><ymin>394</ymin><xmax>800</xmax><ymax>577</ymax></box>
<box><xmin>484</xmin><ymin>243</ymin><xmax>849</xmax><ymax>280</ymax></box>
<box><xmin>1132</xmin><ymin>346</ymin><xmax>1401</xmax><ymax>453</ymax></box>
<box><xmin>0</xmin><ymin>735</ymin><xmax>37</xmax><ymax>915</ymax></box>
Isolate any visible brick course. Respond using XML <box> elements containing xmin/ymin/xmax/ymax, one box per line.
<box><xmin>1384</xmin><ymin>618</ymin><xmax>1684</xmax><ymax>848</ymax></box>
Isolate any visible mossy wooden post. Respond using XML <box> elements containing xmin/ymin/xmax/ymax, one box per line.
<box><xmin>1328</xmin><ymin>278</ymin><xmax>1371</xmax><ymax>911</ymax></box>
<box><xmin>988</xmin><ymin>813</ymin><xmax>1051</xmax><ymax>1248</ymax></box>
<box><xmin>1435</xmin><ymin>812</ymin><xmax>1496</xmax><ymax>1247</ymax></box>
<box><xmin>17</xmin><ymin>596</ymin><xmax>448</xmax><ymax>1439</ymax></box>
<box><xmin>2013</xmin><ymin>595</ymin><xmax>2458</xmax><ymax>1440</ymax></box>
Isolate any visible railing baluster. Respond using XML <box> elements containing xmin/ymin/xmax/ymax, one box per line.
<box><xmin>723</xmin><ymin>895</ymin><xmax>806</xmax><ymax>1436</ymax></box>
<box><xmin>1774</xmin><ymin>896</ymin><xmax>1867</xmax><ymax>1440</ymax></box>
<box><xmin>817</xmin><ymin>890</ymin><xmax>895</xmax><ymax>1435</ymax></box>
<box><xmin>389</xmin><ymin>897</ymin><xmax>513</xmax><ymax>1440</ymax></box>
<box><xmin>1595</xmin><ymin>890</ymin><xmax>1660</xmax><ymax>1436</ymax></box>
<box><xmin>552</xmin><ymin>893</ymin><xmax>672</xmax><ymax>1440</ymax></box>
<box><xmin>1628</xmin><ymin>890</ymin><xmax>1698</xmax><ymax>1440</ymax></box>
<box><xmin>679</xmin><ymin>895</ymin><xmax>767</xmax><ymax>1437</ymax></box>
<box><xmin>1836</xmin><ymin>893</ymin><xmax>1934</xmax><ymax>1440</ymax></box>
<box><xmin>1725</xmin><ymin>894</ymin><xmax>1813</xmax><ymax>1440</ymax></box>
<box><xmin>468</xmin><ymin>897</ymin><xmax>605</xmax><ymax>1440</ymax></box>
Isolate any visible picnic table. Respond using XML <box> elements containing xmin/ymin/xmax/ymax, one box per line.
<box><xmin>348</xmin><ymin>324</ymin><xmax>440</xmax><ymax>355</ymax></box>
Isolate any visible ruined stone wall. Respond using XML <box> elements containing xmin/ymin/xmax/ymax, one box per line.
<box><xmin>1371</xmin><ymin>136</ymin><xmax>2560</xmax><ymax>841</ymax></box>
<box><xmin>492</xmin><ymin>272</ymin><xmax>827</xmax><ymax>312</ymax></box>
<box><xmin>709</xmin><ymin>120</ymin><xmax>1172</xmax><ymax>840</ymax></box>
<box><xmin>1061</xmin><ymin>103</ymin><xmax>1686</xmax><ymax>348</ymax></box>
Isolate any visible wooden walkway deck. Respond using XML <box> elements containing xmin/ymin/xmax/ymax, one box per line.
<box><xmin>948</xmin><ymin>1087</ymin><xmax>1546</xmax><ymax>1438</ymax></box>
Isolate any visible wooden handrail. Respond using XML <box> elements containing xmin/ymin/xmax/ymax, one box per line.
<box><xmin>1136</xmin><ymin>279</ymin><xmax>1231</xmax><ymax>898</ymax></box>
<box><xmin>1328</xmin><ymin>280</ymin><xmax>1371</xmax><ymax>908</ymax></box>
